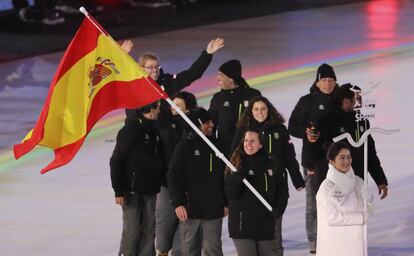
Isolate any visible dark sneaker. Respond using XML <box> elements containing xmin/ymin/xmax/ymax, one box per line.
<box><xmin>309</xmin><ymin>241</ymin><xmax>316</xmax><ymax>254</ymax></box>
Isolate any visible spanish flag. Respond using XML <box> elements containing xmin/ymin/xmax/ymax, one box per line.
<box><xmin>13</xmin><ymin>16</ymin><xmax>167</xmax><ymax>174</ymax></box>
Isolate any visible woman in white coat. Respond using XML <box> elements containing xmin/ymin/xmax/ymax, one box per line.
<box><xmin>316</xmin><ymin>141</ymin><xmax>373</xmax><ymax>256</ymax></box>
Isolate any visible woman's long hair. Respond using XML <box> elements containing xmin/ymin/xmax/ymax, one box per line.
<box><xmin>237</xmin><ymin>96</ymin><xmax>285</xmax><ymax>129</ymax></box>
<box><xmin>225</xmin><ymin>128</ymin><xmax>264</xmax><ymax>176</ymax></box>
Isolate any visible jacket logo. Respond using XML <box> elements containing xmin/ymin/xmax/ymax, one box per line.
<box><xmin>88</xmin><ymin>57</ymin><xmax>120</xmax><ymax>97</ymax></box>
<box><xmin>223</xmin><ymin>101</ymin><xmax>230</xmax><ymax>107</ymax></box>
<box><xmin>273</xmin><ymin>132</ymin><xmax>279</xmax><ymax>139</ymax></box>
<box><xmin>319</xmin><ymin>104</ymin><xmax>325</xmax><ymax>110</ymax></box>
<box><xmin>267</xmin><ymin>169</ymin><xmax>273</xmax><ymax>176</ymax></box>
<box><xmin>340</xmin><ymin>127</ymin><xmax>345</xmax><ymax>133</ymax></box>
<box><xmin>360</xmin><ymin>125</ymin><xmax>365</xmax><ymax>132</ymax></box>
<box><xmin>248</xmin><ymin>170</ymin><xmax>254</xmax><ymax>176</ymax></box>
<box><xmin>194</xmin><ymin>150</ymin><xmax>200</xmax><ymax>156</ymax></box>
<box><xmin>244</xmin><ymin>100</ymin><xmax>249</xmax><ymax>107</ymax></box>
<box><xmin>171</xmin><ymin>123</ymin><xmax>176</xmax><ymax>129</ymax></box>
<box><xmin>144</xmin><ymin>134</ymin><xmax>150</xmax><ymax>141</ymax></box>
<box><xmin>333</xmin><ymin>190</ymin><xmax>345</xmax><ymax>202</ymax></box>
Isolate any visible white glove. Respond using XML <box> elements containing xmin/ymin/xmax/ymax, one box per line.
<box><xmin>361</xmin><ymin>187</ymin><xmax>375</xmax><ymax>223</ymax></box>
<box><xmin>362</xmin><ymin>187</ymin><xmax>374</xmax><ymax>204</ymax></box>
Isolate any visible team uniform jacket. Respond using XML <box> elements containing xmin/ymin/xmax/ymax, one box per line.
<box><xmin>126</xmin><ymin>50</ymin><xmax>214</xmax><ymax>163</ymax></box>
<box><xmin>232</xmin><ymin>120</ymin><xmax>305</xmax><ymax>189</ymax></box>
<box><xmin>225</xmin><ymin>150</ymin><xmax>289</xmax><ymax>240</ymax></box>
<box><xmin>288</xmin><ymin>86</ymin><xmax>337</xmax><ymax>169</ymax></box>
<box><xmin>167</xmin><ymin>134</ymin><xmax>226</xmax><ymax>220</ymax></box>
<box><xmin>110</xmin><ymin>116</ymin><xmax>166</xmax><ymax>197</ymax></box>
<box><xmin>209</xmin><ymin>82</ymin><xmax>261</xmax><ymax>157</ymax></box>
<box><xmin>328</xmin><ymin>110</ymin><xmax>388</xmax><ymax>186</ymax></box>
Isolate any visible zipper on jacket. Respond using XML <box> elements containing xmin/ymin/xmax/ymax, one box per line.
<box><xmin>264</xmin><ymin>173</ymin><xmax>268</xmax><ymax>192</ymax></box>
<box><xmin>239</xmin><ymin>212</ymin><xmax>243</xmax><ymax>231</ymax></box>
<box><xmin>355</xmin><ymin>124</ymin><xmax>360</xmax><ymax>141</ymax></box>
<box><xmin>155</xmin><ymin>135</ymin><xmax>159</xmax><ymax>155</ymax></box>
<box><xmin>131</xmin><ymin>171</ymin><xmax>136</xmax><ymax>191</ymax></box>
<box><xmin>209</xmin><ymin>153</ymin><xmax>213</xmax><ymax>173</ymax></box>
<box><xmin>268</xmin><ymin>134</ymin><xmax>272</xmax><ymax>153</ymax></box>
<box><xmin>238</xmin><ymin>103</ymin><xmax>242</xmax><ymax>119</ymax></box>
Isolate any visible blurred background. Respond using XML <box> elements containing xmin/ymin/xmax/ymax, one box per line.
<box><xmin>0</xmin><ymin>0</ymin><xmax>367</xmax><ymax>63</ymax></box>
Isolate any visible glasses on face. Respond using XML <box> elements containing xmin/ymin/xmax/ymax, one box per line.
<box><xmin>143</xmin><ymin>65</ymin><xmax>160</xmax><ymax>71</ymax></box>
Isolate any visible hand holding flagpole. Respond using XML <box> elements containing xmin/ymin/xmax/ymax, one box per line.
<box><xmin>78</xmin><ymin>7</ymin><xmax>273</xmax><ymax>211</ymax></box>
<box><xmin>166</xmin><ymin>98</ymin><xmax>273</xmax><ymax>212</ymax></box>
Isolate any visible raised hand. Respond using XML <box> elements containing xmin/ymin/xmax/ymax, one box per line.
<box><xmin>206</xmin><ymin>38</ymin><xmax>224</xmax><ymax>54</ymax></box>
<box><xmin>120</xmin><ymin>40</ymin><xmax>134</xmax><ymax>54</ymax></box>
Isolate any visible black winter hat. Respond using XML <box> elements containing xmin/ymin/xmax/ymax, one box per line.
<box><xmin>332</xmin><ymin>83</ymin><xmax>361</xmax><ymax>108</ymax></box>
<box><xmin>219</xmin><ymin>59</ymin><xmax>242</xmax><ymax>82</ymax></box>
<box><xmin>188</xmin><ymin>107</ymin><xmax>212</xmax><ymax>127</ymax></box>
<box><xmin>315</xmin><ymin>63</ymin><xmax>337</xmax><ymax>82</ymax></box>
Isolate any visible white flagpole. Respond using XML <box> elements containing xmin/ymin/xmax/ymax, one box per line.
<box><xmin>79</xmin><ymin>7</ymin><xmax>106</xmax><ymax>35</ymax></box>
<box><xmin>78</xmin><ymin>6</ymin><xmax>272</xmax><ymax>212</ymax></box>
<box><xmin>165</xmin><ymin>98</ymin><xmax>273</xmax><ymax>212</ymax></box>
<box><xmin>363</xmin><ymin>139</ymin><xmax>368</xmax><ymax>256</ymax></box>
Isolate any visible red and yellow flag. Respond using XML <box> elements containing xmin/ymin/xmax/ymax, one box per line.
<box><xmin>13</xmin><ymin>16</ymin><xmax>167</xmax><ymax>174</ymax></box>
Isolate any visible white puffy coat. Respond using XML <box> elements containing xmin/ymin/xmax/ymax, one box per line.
<box><xmin>316</xmin><ymin>164</ymin><xmax>373</xmax><ymax>256</ymax></box>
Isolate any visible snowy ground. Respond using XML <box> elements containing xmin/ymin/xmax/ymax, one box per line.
<box><xmin>1</xmin><ymin>1</ymin><xmax>414</xmax><ymax>255</ymax></box>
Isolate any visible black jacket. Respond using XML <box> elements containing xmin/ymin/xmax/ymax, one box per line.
<box><xmin>328</xmin><ymin>111</ymin><xmax>388</xmax><ymax>185</ymax></box>
<box><xmin>288</xmin><ymin>86</ymin><xmax>337</xmax><ymax>169</ymax></box>
<box><xmin>225</xmin><ymin>150</ymin><xmax>289</xmax><ymax>240</ymax></box>
<box><xmin>209</xmin><ymin>81</ymin><xmax>261</xmax><ymax>157</ymax></box>
<box><xmin>167</xmin><ymin>134</ymin><xmax>226</xmax><ymax>220</ymax></box>
<box><xmin>110</xmin><ymin>116</ymin><xmax>166</xmax><ymax>197</ymax></box>
<box><xmin>155</xmin><ymin>114</ymin><xmax>189</xmax><ymax>171</ymax></box>
<box><xmin>126</xmin><ymin>50</ymin><xmax>214</xmax><ymax>163</ymax></box>
<box><xmin>232</xmin><ymin>121</ymin><xmax>305</xmax><ymax>189</ymax></box>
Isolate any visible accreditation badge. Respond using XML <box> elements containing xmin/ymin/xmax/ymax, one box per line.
<box><xmin>267</xmin><ymin>169</ymin><xmax>273</xmax><ymax>176</ymax></box>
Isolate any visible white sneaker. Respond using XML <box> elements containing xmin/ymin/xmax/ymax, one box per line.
<box><xmin>18</xmin><ymin>8</ymin><xmax>28</xmax><ymax>22</ymax></box>
<box><xmin>55</xmin><ymin>5</ymin><xmax>79</xmax><ymax>15</ymax></box>
<box><xmin>127</xmin><ymin>0</ymin><xmax>172</xmax><ymax>8</ymax></box>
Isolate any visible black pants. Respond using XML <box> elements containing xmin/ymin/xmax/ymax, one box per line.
<box><xmin>233</xmin><ymin>239</ymin><xmax>278</xmax><ymax>256</ymax></box>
